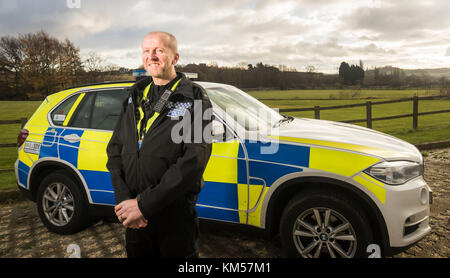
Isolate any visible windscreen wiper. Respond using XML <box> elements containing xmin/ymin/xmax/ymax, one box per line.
<box><xmin>273</xmin><ymin>115</ymin><xmax>294</xmax><ymax>127</ymax></box>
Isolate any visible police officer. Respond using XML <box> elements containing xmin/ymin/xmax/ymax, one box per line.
<box><xmin>106</xmin><ymin>31</ymin><xmax>212</xmax><ymax>258</ymax></box>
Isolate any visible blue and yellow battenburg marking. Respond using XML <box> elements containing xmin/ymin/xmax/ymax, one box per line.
<box><xmin>197</xmin><ymin>139</ymin><xmax>307</xmax><ymax>226</ymax></box>
<box><xmin>18</xmin><ymin>90</ymin><xmax>388</xmax><ymax>227</ymax></box>
<box><xmin>18</xmin><ymin>125</ymin><xmax>116</xmax><ymax>205</ymax></box>
<box><xmin>17</xmin><ymin>84</ymin><xmax>134</xmax><ymax>202</ymax></box>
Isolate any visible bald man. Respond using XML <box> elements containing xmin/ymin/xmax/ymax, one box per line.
<box><xmin>107</xmin><ymin>31</ymin><xmax>212</xmax><ymax>258</ymax></box>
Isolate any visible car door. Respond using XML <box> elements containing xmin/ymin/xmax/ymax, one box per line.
<box><xmin>196</xmin><ymin>117</ymin><xmax>250</xmax><ymax>224</ymax></box>
<box><xmin>65</xmin><ymin>88</ymin><xmax>129</xmax><ymax>206</ymax></box>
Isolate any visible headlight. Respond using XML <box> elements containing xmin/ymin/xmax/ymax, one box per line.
<box><xmin>363</xmin><ymin>161</ymin><xmax>424</xmax><ymax>185</ymax></box>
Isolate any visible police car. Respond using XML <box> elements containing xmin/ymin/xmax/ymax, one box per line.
<box><xmin>15</xmin><ymin>81</ymin><xmax>431</xmax><ymax>258</ymax></box>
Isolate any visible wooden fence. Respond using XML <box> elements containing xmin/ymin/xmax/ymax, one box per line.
<box><xmin>1</xmin><ymin>95</ymin><xmax>449</xmax><ymax>173</ymax></box>
<box><xmin>0</xmin><ymin>118</ymin><xmax>27</xmax><ymax>173</ymax></box>
<box><xmin>279</xmin><ymin>95</ymin><xmax>450</xmax><ymax>129</ymax></box>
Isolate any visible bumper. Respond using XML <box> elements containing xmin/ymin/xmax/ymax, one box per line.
<box><xmin>383</xmin><ymin>176</ymin><xmax>432</xmax><ymax>248</ymax></box>
<box><xmin>14</xmin><ymin>158</ymin><xmax>33</xmax><ymax>201</ymax></box>
<box><xmin>17</xmin><ymin>182</ymin><xmax>33</xmax><ymax>201</ymax></box>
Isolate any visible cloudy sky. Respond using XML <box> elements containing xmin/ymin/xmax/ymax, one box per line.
<box><xmin>0</xmin><ymin>0</ymin><xmax>449</xmax><ymax>73</ymax></box>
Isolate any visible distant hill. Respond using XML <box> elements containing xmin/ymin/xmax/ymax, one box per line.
<box><xmin>366</xmin><ymin>66</ymin><xmax>450</xmax><ymax>79</ymax></box>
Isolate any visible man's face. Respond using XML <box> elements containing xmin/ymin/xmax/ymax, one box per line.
<box><xmin>142</xmin><ymin>33</ymin><xmax>179</xmax><ymax>79</ymax></box>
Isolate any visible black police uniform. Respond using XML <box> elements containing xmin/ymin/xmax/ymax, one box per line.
<box><xmin>106</xmin><ymin>72</ymin><xmax>212</xmax><ymax>257</ymax></box>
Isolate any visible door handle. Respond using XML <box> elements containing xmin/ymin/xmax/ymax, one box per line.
<box><xmin>63</xmin><ymin>134</ymin><xmax>81</xmax><ymax>143</ymax></box>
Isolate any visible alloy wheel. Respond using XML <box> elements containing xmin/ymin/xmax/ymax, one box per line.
<box><xmin>292</xmin><ymin>207</ymin><xmax>357</xmax><ymax>258</ymax></box>
<box><xmin>42</xmin><ymin>182</ymin><xmax>75</xmax><ymax>227</ymax></box>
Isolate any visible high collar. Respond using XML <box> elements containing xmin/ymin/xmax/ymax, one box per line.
<box><xmin>131</xmin><ymin>72</ymin><xmax>194</xmax><ymax>102</ymax></box>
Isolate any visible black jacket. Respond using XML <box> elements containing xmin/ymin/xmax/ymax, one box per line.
<box><xmin>106</xmin><ymin>72</ymin><xmax>213</xmax><ymax>221</ymax></box>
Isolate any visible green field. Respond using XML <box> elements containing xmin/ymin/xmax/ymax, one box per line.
<box><xmin>248</xmin><ymin>89</ymin><xmax>441</xmax><ymax>100</ymax></box>
<box><xmin>0</xmin><ymin>101</ymin><xmax>41</xmax><ymax>191</ymax></box>
<box><xmin>1</xmin><ymin>89</ymin><xmax>449</xmax><ymax>191</ymax></box>
<box><xmin>247</xmin><ymin>89</ymin><xmax>450</xmax><ymax>145</ymax></box>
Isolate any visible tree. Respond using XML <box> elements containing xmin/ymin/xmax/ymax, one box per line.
<box><xmin>339</xmin><ymin>62</ymin><xmax>351</xmax><ymax>83</ymax></box>
<box><xmin>0</xmin><ymin>31</ymin><xmax>83</xmax><ymax>99</ymax></box>
<box><xmin>0</xmin><ymin>36</ymin><xmax>26</xmax><ymax>99</ymax></box>
<box><xmin>339</xmin><ymin>61</ymin><xmax>364</xmax><ymax>85</ymax></box>
<box><xmin>305</xmin><ymin>65</ymin><xmax>316</xmax><ymax>73</ymax></box>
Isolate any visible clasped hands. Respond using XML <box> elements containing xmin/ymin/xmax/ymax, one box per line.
<box><xmin>115</xmin><ymin>199</ymin><xmax>148</xmax><ymax>229</ymax></box>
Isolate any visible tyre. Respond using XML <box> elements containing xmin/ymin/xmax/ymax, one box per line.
<box><xmin>36</xmin><ymin>170</ymin><xmax>91</xmax><ymax>234</ymax></box>
<box><xmin>280</xmin><ymin>190</ymin><xmax>373</xmax><ymax>258</ymax></box>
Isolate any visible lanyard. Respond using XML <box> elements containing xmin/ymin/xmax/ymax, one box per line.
<box><xmin>137</xmin><ymin>78</ymin><xmax>182</xmax><ymax>140</ymax></box>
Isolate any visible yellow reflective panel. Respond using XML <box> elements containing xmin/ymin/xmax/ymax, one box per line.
<box><xmin>309</xmin><ymin>147</ymin><xmax>380</xmax><ymax>177</ymax></box>
<box><xmin>210</xmin><ymin>139</ymin><xmax>240</xmax><ymax>157</ymax></box>
<box><xmin>18</xmin><ymin>149</ymin><xmax>37</xmax><ymax>168</ymax></box>
<box><xmin>63</xmin><ymin>93</ymin><xmax>85</xmax><ymax>126</ymax></box>
<box><xmin>270</xmin><ymin>135</ymin><xmax>406</xmax><ymax>159</ymax></box>
<box><xmin>238</xmin><ymin>183</ymin><xmax>269</xmax><ymax>227</ymax></box>
<box><xmin>78</xmin><ymin>130</ymin><xmax>112</xmax><ymax>172</ymax></box>
<box><xmin>19</xmin><ymin>125</ymin><xmax>51</xmax><ymax>167</ymax></box>
<box><xmin>247</xmin><ymin>187</ymin><xmax>269</xmax><ymax>227</ymax></box>
<box><xmin>203</xmin><ymin>156</ymin><xmax>238</xmax><ymax>184</ymax></box>
<box><xmin>237</xmin><ymin>183</ymin><xmax>247</xmax><ymax>224</ymax></box>
<box><xmin>354</xmin><ymin>175</ymin><xmax>386</xmax><ymax>204</ymax></box>
<box><xmin>361</xmin><ymin>172</ymin><xmax>385</xmax><ymax>188</ymax></box>
<box><xmin>203</xmin><ymin>139</ymin><xmax>240</xmax><ymax>184</ymax></box>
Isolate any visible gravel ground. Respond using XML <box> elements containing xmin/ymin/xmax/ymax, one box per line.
<box><xmin>0</xmin><ymin>148</ymin><xmax>448</xmax><ymax>258</ymax></box>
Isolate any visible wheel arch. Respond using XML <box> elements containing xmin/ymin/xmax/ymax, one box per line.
<box><xmin>263</xmin><ymin>176</ymin><xmax>390</xmax><ymax>252</ymax></box>
<box><xmin>28</xmin><ymin>158</ymin><xmax>91</xmax><ymax>204</ymax></box>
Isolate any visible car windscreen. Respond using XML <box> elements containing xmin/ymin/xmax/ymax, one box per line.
<box><xmin>204</xmin><ymin>85</ymin><xmax>283</xmax><ymax>131</ymax></box>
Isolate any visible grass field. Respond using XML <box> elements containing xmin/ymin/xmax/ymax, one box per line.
<box><xmin>0</xmin><ymin>101</ymin><xmax>41</xmax><ymax>190</ymax></box>
<box><xmin>247</xmin><ymin>89</ymin><xmax>441</xmax><ymax>100</ymax></box>
<box><xmin>1</xmin><ymin>89</ymin><xmax>449</xmax><ymax>191</ymax></box>
<box><xmin>247</xmin><ymin>89</ymin><xmax>450</xmax><ymax>145</ymax></box>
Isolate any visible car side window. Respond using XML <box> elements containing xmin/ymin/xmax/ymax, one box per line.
<box><xmin>70</xmin><ymin>89</ymin><xmax>128</xmax><ymax>131</ymax></box>
<box><xmin>70</xmin><ymin>93</ymin><xmax>95</xmax><ymax>129</ymax></box>
<box><xmin>50</xmin><ymin>94</ymin><xmax>79</xmax><ymax>126</ymax></box>
<box><xmin>91</xmin><ymin>90</ymin><xmax>128</xmax><ymax>130</ymax></box>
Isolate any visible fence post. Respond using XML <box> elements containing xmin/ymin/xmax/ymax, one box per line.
<box><xmin>314</xmin><ymin>106</ymin><xmax>320</xmax><ymax>119</ymax></box>
<box><xmin>20</xmin><ymin>118</ymin><xmax>27</xmax><ymax>128</ymax></box>
<box><xmin>366</xmin><ymin>101</ymin><xmax>372</xmax><ymax>129</ymax></box>
<box><xmin>413</xmin><ymin>96</ymin><xmax>418</xmax><ymax>130</ymax></box>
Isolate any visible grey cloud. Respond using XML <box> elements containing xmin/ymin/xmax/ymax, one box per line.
<box><xmin>0</xmin><ymin>0</ymin><xmax>69</xmax><ymax>36</ymax></box>
<box><xmin>341</xmin><ymin>0</ymin><xmax>450</xmax><ymax>40</ymax></box>
<box><xmin>1</xmin><ymin>0</ymin><xmax>449</xmax><ymax>73</ymax></box>
<box><xmin>351</xmin><ymin>43</ymin><xmax>397</xmax><ymax>55</ymax></box>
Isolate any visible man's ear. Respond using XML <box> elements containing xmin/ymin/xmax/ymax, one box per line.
<box><xmin>173</xmin><ymin>53</ymin><xmax>180</xmax><ymax>65</ymax></box>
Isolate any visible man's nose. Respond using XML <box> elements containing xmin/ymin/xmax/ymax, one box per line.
<box><xmin>150</xmin><ymin>51</ymin><xmax>158</xmax><ymax>60</ymax></box>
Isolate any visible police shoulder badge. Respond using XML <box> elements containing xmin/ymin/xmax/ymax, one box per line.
<box><xmin>167</xmin><ymin>101</ymin><xmax>192</xmax><ymax>117</ymax></box>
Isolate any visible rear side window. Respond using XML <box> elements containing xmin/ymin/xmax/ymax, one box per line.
<box><xmin>70</xmin><ymin>89</ymin><xmax>128</xmax><ymax>131</ymax></box>
<box><xmin>50</xmin><ymin>94</ymin><xmax>79</xmax><ymax>126</ymax></box>
<box><xmin>70</xmin><ymin>94</ymin><xmax>95</xmax><ymax>129</ymax></box>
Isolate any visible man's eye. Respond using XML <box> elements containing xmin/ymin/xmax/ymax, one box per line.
<box><xmin>156</xmin><ymin>49</ymin><xmax>164</xmax><ymax>54</ymax></box>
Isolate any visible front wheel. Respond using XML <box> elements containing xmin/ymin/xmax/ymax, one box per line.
<box><xmin>37</xmin><ymin>171</ymin><xmax>91</xmax><ymax>234</ymax></box>
<box><xmin>280</xmin><ymin>190</ymin><xmax>374</xmax><ymax>258</ymax></box>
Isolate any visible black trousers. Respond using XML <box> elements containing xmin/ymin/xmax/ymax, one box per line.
<box><xmin>125</xmin><ymin>203</ymin><xmax>199</xmax><ymax>258</ymax></box>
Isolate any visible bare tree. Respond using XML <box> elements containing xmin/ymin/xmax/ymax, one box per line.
<box><xmin>0</xmin><ymin>36</ymin><xmax>26</xmax><ymax>99</ymax></box>
<box><xmin>0</xmin><ymin>31</ymin><xmax>83</xmax><ymax>99</ymax></box>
